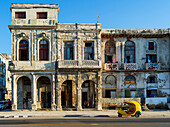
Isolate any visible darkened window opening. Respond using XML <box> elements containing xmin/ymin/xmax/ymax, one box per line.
<box><xmin>148</xmin><ymin>42</ymin><xmax>154</xmax><ymax>50</ymax></box>
<box><xmin>64</xmin><ymin>42</ymin><xmax>74</xmax><ymax>60</ymax></box>
<box><xmin>105</xmin><ymin>41</ymin><xmax>116</xmax><ymax>63</ymax></box>
<box><xmin>147</xmin><ymin>76</ymin><xmax>157</xmax><ymax>83</ymax></box>
<box><xmin>37</xmin><ymin>12</ymin><xmax>47</xmax><ymax>19</ymax></box>
<box><xmin>19</xmin><ymin>40</ymin><xmax>29</xmax><ymax>61</ymax></box>
<box><xmin>147</xmin><ymin>90</ymin><xmax>157</xmax><ymax>97</ymax></box>
<box><xmin>146</xmin><ymin>54</ymin><xmax>157</xmax><ymax>63</ymax></box>
<box><xmin>84</xmin><ymin>42</ymin><xmax>94</xmax><ymax>60</ymax></box>
<box><xmin>39</xmin><ymin>40</ymin><xmax>49</xmax><ymax>61</ymax></box>
<box><xmin>125</xmin><ymin>41</ymin><xmax>135</xmax><ymax>63</ymax></box>
<box><xmin>15</xmin><ymin>12</ymin><xmax>26</xmax><ymax>19</ymax></box>
<box><xmin>105</xmin><ymin>90</ymin><xmax>116</xmax><ymax>98</ymax></box>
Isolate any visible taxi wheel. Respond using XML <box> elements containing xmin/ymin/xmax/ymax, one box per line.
<box><xmin>118</xmin><ymin>113</ymin><xmax>122</xmax><ymax>117</ymax></box>
<box><xmin>135</xmin><ymin>113</ymin><xmax>140</xmax><ymax>118</ymax></box>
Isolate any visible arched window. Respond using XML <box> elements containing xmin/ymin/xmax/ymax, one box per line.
<box><xmin>105</xmin><ymin>41</ymin><xmax>116</xmax><ymax>63</ymax></box>
<box><xmin>39</xmin><ymin>40</ymin><xmax>49</xmax><ymax>61</ymax></box>
<box><xmin>147</xmin><ymin>76</ymin><xmax>157</xmax><ymax>83</ymax></box>
<box><xmin>19</xmin><ymin>40</ymin><xmax>29</xmax><ymax>61</ymax></box>
<box><xmin>125</xmin><ymin>75</ymin><xmax>136</xmax><ymax>84</ymax></box>
<box><xmin>105</xmin><ymin>75</ymin><xmax>117</xmax><ymax>98</ymax></box>
<box><xmin>125</xmin><ymin>41</ymin><xmax>135</xmax><ymax>63</ymax></box>
<box><xmin>124</xmin><ymin>75</ymin><xmax>136</xmax><ymax>98</ymax></box>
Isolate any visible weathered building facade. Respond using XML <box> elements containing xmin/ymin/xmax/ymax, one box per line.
<box><xmin>8</xmin><ymin>3</ymin><xmax>170</xmax><ymax>111</ymax></box>
<box><xmin>101</xmin><ymin>29</ymin><xmax>170</xmax><ymax>108</ymax></box>
<box><xmin>0</xmin><ymin>53</ymin><xmax>11</xmax><ymax>101</ymax></box>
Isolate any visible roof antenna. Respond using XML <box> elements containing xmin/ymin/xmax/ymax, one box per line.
<box><xmin>97</xmin><ymin>12</ymin><xmax>100</xmax><ymax>23</ymax></box>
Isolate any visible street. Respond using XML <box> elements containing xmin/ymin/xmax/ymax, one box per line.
<box><xmin>0</xmin><ymin>118</ymin><xmax>170</xmax><ymax>127</ymax></box>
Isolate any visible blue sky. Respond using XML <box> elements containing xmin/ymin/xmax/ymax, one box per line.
<box><xmin>0</xmin><ymin>0</ymin><xmax>170</xmax><ymax>55</ymax></box>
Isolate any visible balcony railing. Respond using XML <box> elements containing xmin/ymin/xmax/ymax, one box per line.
<box><xmin>147</xmin><ymin>83</ymin><xmax>158</xmax><ymax>88</ymax></box>
<box><xmin>103</xmin><ymin>63</ymin><xmax>118</xmax><ymax>70</ymax></box>
<box><xmin>58</xmin><ymin>60</ymin><xmax>100</xmax><ymax>68</ymax></box>
<box><xmin>145</xmin><ymin>63</ymin><xmax>160</xmax><ymax>70</ymax></box>
<box><xmin>58</xmin><ymin>60</ymin><xmax>78</xmax><ymax>67</ymax></box>
<box><xmin>124</xmin><ymin>63</ymin><xmax>137</xmax><ymax>70</ymax></box>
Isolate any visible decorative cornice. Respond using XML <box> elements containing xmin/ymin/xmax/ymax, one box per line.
<box><xmin>8</xmin><ymin>25</ymin><xmax>56</xmax><ymax>31</ymax></box>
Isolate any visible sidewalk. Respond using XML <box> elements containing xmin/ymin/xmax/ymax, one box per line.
<box><xmin>0</xmin><ymin>110</ymin><xmax>170</xmax><ymax>118</ymax></box>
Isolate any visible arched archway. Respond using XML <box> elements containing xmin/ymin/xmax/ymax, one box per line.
<box><xmin>82</xmin><ymin>80</ymin><xmax>96</xmax><ymax>108</ymax></box>
<box><xmin>37</xmin><ymin>76</ymin><xmax>51</xmax><ymax>109</ymax></box>
<box><xmin>61</xmin><ymin>80</ymin><xmax>77</xmax><ymax>108</ymax></box>
<box><xmin>17</xmin><ymin>76</ymin><xmax>31</xmax><ymax>109</ymax></box>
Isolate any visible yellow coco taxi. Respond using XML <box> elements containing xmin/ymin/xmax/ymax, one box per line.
<box><xmin>118</xmin><ymin>101</ymin><xmax>142</xmax><ymax>118</ymax></box>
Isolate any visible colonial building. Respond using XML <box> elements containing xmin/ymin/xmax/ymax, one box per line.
<box><xmin>101</xmin><ymin>29</ymin><xmax>170</xmax><ymax>108</ymax></box>
<box><xmin>8</xmin><ymin>3</ymin><xmax>170</xmax><ymax>111</ymax></box>
<box><xmin>9</xmin><ymin>3</ymin><xmax>102</xmax><ymax>111</ymax></box>
<box><xmin>0</xmin><ymin>53</ymin><xmax>11</xmax><ymax>101</ymax></box>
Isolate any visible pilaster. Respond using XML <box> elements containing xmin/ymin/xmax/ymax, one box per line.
<box><xmin>31</xmin><ymin>74</ymin><xmax>37</xmax><ymax>110</ymax></box>
<box><xmin>12</xmin><ymin>75</ymin><xmax>17</xmax><ymax>111</ymax></box>
<box><xmin>51</xmin><ymin>74</ymin><xmax>56</xmax><ymax>111</ymax></box>
<box><xmin>77</xmin><ymin>72</ymin><xmax>82</xmax><ymax>111</ymax></box>
<box><xmin>56</xmin><ymin>86</ymin><xmax>62</xmax><ymax>111</ymax></box>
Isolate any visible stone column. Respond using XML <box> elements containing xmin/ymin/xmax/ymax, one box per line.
<box><xmin>77</xmin><ymin>87</ymin><xmax>82</xmax><ymax>111</ymax></box>
<box><xmin>77</xmin><ymin>72</ymin><xmax>82</xmax><ymax>111</ymax></box>
<box><xmin>51</xmin><ymin>74</ymin><xmax>56</xmax><ymax>110</ymax></box>
<box><xmin>97</xmin><ymin>86</ymin><xmax>102</xmax><ymax>110</ymax></box>
<box><xmin>12</xmin><ymin>75</ymin><xmax>17</xmax><ymax>110</ymax></box>
<box><xmin>31</xmin><ymin>75</ymin><xmax>37</xmax><ymax>110</ymax></box>
<box><xmin>96</xmin><ymin>71</ymin><xmax>102</xmax><ymax>111</ymax></box>
<box><xmin>56</xmin><ymin>86</ymin><xmax>62</xmax><ymax>111</ymax></box>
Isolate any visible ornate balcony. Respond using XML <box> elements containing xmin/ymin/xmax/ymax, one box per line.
<box><xmin>124</xmin><ymin>63</ymin><xmax>137</xmax><ymax>70</ymax></box>
<box><xmin>103</xmin><ymin>63</ymin><xmax>118</xmax><ymax>70</ymax></box>
<box><xmin>145</xmin><ymin>63</ymin><xmax>160</xmax><ymax>70</ymax></box>
<box><xmin>58</xmin><ymin>60</ymin><xmax>100</xmax><ymax>69</ymax></box>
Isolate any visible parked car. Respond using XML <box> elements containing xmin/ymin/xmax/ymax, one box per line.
<box><xmin>0</xmin><ymin>101</ymin><xmax>8</xmax><ymax>110</ymax></box>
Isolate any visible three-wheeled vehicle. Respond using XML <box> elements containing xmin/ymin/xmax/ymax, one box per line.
<box><xmin>118</xmin><ymin>101</ymin><xmax>142</xmax><ymax>118</ymax></box>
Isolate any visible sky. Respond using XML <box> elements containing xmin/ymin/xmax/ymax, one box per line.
<box><xmin>0</xmin><ymin>0</ymin><xmax>170</xmax><ymax>55</ymax></box>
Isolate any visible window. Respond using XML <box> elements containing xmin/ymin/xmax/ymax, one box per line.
<box><xmin>147</xmin><ymin>90</ymin><xmax>157</xmax><ymax>97</ymax></box>
<box><xmin>105</xmin><ymin>41</ymin><xmax>116</xmax><ymax>63</ymax></box>
<box><xmin>39</xmin><ymin>40</ymin><xmax>49</xmax><ymax>61</ymax></box>
<box><xmin>146</xmin><ymin>54</ymin><xmax>157</xmax><ymax>63</ymax></box>
<box><xmin>125</xmin><ymin>75</ymin><xmax>136</xmax><ymax>84</ymax></box>
<box><xmin>124</xmin><ymin>75</ymin><xmax>136</xmax><ymax>98</ymax></box>
<box><xmin>64</xmin><ymin>42</ymin><xmax>74</xmax><ymax>60</ymax></box>
<box><xmin>19</xmin><ymin>40</ymin><xmax>29</xmax><ymax>61</ymax></box>
<box><xmin>37</xmin><ymin>12</ymin><xmax>47</xmax><ymax>19</ymax></box>
<box><xmin>148</xmin><ymin>42</ymin><xmax>154</xmax><ymax>50</ymax></box>
<box><xmin>105</xmin><ymin>75</ymin><xmax>117</xmax><ymax>98</ymax></box>
<box><xmin>84</xmin><ymin>42</ymin><xmax>94</xmax><ymax>60</ymax></box>
<box><xmin>105</xmin><ymin>90</ymin><xmax>116</xmax><ymax>98</ymax></box>
<box><xmin>125</xmin><ymin>41</ymin><xmax>135</xmax><ymax>63</ymax></box>
<box><xmin>15</xmin><ymin>12</ymin><xmax>26</xmax><ymax>19</ymax></box>
<box><xmin>147</xmin><ymin>76</ymin><xmax>157</xmax><ymax>83</ymax></box>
